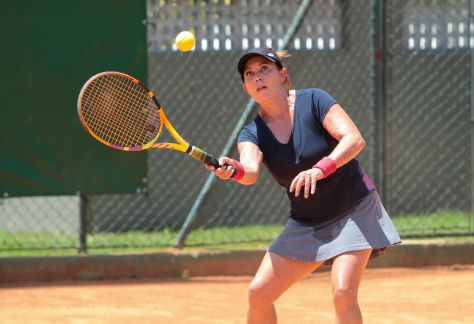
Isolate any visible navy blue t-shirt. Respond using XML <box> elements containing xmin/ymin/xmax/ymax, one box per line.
<box><xmin>238</xmin><ymin>88</ymin><xmax>375</xmax><ymax>224</ymax></box>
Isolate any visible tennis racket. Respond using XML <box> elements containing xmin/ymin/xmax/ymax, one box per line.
<box><xmin>77</xmin><ymin>71</ymin><xmax>221</xmax><ymax>168</ymax></box>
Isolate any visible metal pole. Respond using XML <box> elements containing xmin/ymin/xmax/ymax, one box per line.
<box><xmin>373</xmin><ymin>0</ymin><xmax>389</xmax><ymax>207</ymax></box>
<box><xmin>79</xmin><ymin>193</ymin><xmax>88</xmax><ymax>254</ymax></box>
<box><xmin>470</xmin><ymin>0</ymin><xmax>474</xmax><ymax>233</ymax></box>
<box><xmin>371</xmin><ymin>0</ymin><xmax>387</xmax><ymax>204</ymax></box>
<box><xmin>174</xmin><ymin>0</ymin><xmax>314</xmax><ymax>248</ymax></box>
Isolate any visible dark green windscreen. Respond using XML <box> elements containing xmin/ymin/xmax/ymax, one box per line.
<box><xmin>0</xmin><ymin>0</ymin><xmax>147</xmax><ymax>196</ymax></box>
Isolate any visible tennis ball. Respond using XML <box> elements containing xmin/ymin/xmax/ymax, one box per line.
<box><xmin>175</xmin><ymin>31</ymin><xmax>196</xmax><ymax>52</ymax></box>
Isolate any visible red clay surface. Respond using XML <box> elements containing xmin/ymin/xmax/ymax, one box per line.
<box><xmin>1</xmin><ymin>266</ymin><xmax>473</xmax><ymax>323</ymax></box>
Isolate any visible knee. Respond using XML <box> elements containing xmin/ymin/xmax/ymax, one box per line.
<box><xmin>332</xmin><ymin>285</ymin><xmax>358</xmax><ymax>309</ymax></box>
<box><xmin>248</xmin><ymin>280</ymin><xmax>275</xmax><ymax>307</ymax></box>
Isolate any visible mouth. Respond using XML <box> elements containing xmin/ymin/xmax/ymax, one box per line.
<box><xmin>256</xmin><ymin>86</ymin><xmax>267</xmax><ymax>92</ymax></box>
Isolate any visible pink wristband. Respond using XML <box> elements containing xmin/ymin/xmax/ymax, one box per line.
<box><xmin>230</xmin><ymin>160</ymin><xmax>245</xmax><ymax>181</ymax></box>
<box><xmin>313</xmin><ymin>157</ymin><xmax>337</xmax><ymax>178</ymax></box>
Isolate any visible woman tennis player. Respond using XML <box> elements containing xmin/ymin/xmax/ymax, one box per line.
<box><xmin>208</xmin><ymin>47</ymin><xmax>401</xmax><ymax>323</ymax></box>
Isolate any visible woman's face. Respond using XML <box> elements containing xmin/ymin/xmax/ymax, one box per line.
<box><xmin>242</xmin><ymin>56</ymin><xmax>286</xmax><ymax>101</ymax></box>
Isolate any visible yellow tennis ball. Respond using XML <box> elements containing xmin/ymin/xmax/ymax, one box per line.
<box><xmin>175</xmin><ymin>31</ymin><xmax>196</xmax><ymax>52</ymax></box>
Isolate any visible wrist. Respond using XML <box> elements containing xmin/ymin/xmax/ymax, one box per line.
<box><xmin>230</xmin><ymin>160</ymin><xmax>245</xmax><ymax>181</ymax></box>
<box><xmin>313</xmin><ymin>157</ymin><xmax>337</xmax><ymax>178</ymax></box>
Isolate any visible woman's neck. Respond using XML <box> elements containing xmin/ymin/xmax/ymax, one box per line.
<box><xmin>258</xmin><ymin>89</ymin><xmax>295</xmax><ymax>123</ymax></box>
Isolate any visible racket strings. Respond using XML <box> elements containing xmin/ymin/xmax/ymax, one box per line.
<box><xmin>83</xmin><ymin>77</ymin><xmax>141</xmax><ymax>145</ymax></box>
<box><xmin>96</xmin><ymin>76</ymin><xmax>155</xmax><ymax>145</ymax></box>
<box><xmin>81</xmin><ymin>74</ymin><xmax>161</xmax><ymax>147</ymax></box>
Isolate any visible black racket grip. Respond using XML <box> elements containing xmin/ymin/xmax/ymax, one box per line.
<box><xmin>187</xmin><ymin>145</ymin><xmax>236</xmax><ymax>173</ymax></box>
<box><xmin>187</xmin><ymin>145</ymin><xmax>221</xmax><ymax>168</ymax></box>
<box><xmin>208</xmin><ymin>156</ymin><xmax>221</xmax><ymax>169</ymax></box>
<box><xmin>208</xmin><ymin>155</ymin><xmax>236</xmax><ymax>176</ymax></box>
<box><xmin>208</xmin><ymin>157</ymin><xmax>236</xmax><ymax>177</ymax></box>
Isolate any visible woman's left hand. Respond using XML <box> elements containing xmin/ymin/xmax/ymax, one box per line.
<box><xmin>289</xmin><ymin>168</ymin><xmax>325</xmax><ymax>198</ymax></box>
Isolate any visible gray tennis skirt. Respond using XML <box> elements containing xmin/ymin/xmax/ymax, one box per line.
<box><xmin>268</xmin><ymin>190</ymin><xmax>401</xmax><ymax>264</ymax></box>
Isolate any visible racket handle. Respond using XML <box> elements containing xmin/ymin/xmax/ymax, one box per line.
<box><xmin>187</xmin><ymin>145</ymin><xmax>221</xmax><ymax>168</ymax></box>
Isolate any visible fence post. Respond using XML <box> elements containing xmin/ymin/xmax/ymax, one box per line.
<box><xmin>470</xmin><ymin>0</ymin><xmax>474</xmax><ymax>233</ymax></box>
<box><xmin>371</xmin><ymin>0</ymin><xmax>388</xmax><ymax>206</ymax></box>
<box><xmin>79</xmin><ymin>193</ymin><xmax>88</xmax><ymax>254</ymax></box>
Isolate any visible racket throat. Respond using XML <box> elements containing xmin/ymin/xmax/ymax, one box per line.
<box><xmin>186</xmin><ymin>145</ymin><xmax>203</xmax><ymax>160</ymax></box>
<box><xmin>185</xmin><ymin>145</ymin><xmax>193</xmax><ymax>154</ymax></box>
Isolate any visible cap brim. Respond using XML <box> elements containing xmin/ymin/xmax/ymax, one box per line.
<box><xmin>237</xmin><ymin>53</ymin><xmax>278</xmax><ymax>75</ymax></box>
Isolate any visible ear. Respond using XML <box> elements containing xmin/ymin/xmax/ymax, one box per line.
<box><xmin>279</xmin><ymin>67</ymin><xmax>288</xmax><ymax>83</ymax></box>
<box><xmin>242</xmin><ymin>82</ymin><xmax>250</xmax><ymax>95</ymax></box>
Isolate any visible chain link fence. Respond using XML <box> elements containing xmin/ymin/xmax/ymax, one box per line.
<box><xmin>1</xmin><ymin>0</ymin><xmax>472</xmax><ymax>253</ymax></box>
<box><xmin>385</xmin><ymin>0</ymin><xmax>473</xmax><ymax>236</ymax></box>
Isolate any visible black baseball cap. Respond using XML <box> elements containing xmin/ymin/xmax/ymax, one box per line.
<box><xmin>237</xmin><ymin>47</ymin><xmax>283</xmax><ymax>80</ymax></box>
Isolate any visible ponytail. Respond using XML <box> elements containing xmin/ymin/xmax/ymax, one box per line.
<box><xmin>275</xmin><ymin>50</ymin><xmax>292</xmax><ymax>90</ymax></box>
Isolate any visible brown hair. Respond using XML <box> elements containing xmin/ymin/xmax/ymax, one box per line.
<box><xmin>275</xmin><ymin>50</ymin><xmax>292</xmax><ymax>90</ymax></box>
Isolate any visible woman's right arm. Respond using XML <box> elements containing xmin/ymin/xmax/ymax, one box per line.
<box><xmin>208</xmin><ymin>141</ymin><xmax>263</xmax><ymax>185</ymax></box>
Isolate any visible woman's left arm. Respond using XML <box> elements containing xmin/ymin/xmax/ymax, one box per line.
<box><xmin>289</xmin><ymin>103</ymin><xmax>365</xmax><ymax>198</ymax></box>
<box><xmin>323</xmin><ymin>103</ymin><xmax>366</xmax><ymax>167</ymax></box>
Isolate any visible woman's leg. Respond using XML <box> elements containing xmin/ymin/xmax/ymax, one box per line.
<box><xmin>331</xmin><ymin>249</ymin><xmax>372</xmax><ymax>324</ymax></box>
<box><xmin>248</xmin><ymin>252</ymin><xmax>324</xmax><ymax>324</ymax></box>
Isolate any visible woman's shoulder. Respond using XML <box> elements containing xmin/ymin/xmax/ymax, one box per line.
<box><xmin>295</xmin><ymin>88</ymin><xmax>328</xmax><ymax>96</ymax></box>
<box><xmin>242</xmin><ymin>117</ymin><xmax>267</xmax><ymax>137</ymax></box>
<box><xmin>241</xmin><ymin>119</ymin><xmax>258</xmax><ymax>132</ymax></box>
<box><xmin>294</xmin><ymin>88</ymin><xmax>328</xmax><ymax>107</ymax></box>
<box><xmin>238</xmin><ymin>120</ymin><xmax>259</xmax><ymax>144</ymax></box>
<box><xmin>296</xmin><ymin>88</ymin><xmax>336</xmax><ymax>106</ymax></box>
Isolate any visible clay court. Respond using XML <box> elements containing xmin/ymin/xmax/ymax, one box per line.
<box><xmin>1</xmin><ymin>265</ymin><xmax>473</xmax><ymax>323</ymax></box>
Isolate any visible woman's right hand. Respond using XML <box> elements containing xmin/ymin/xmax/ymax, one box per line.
<box><xmin>206</xmin><ymin>157</ymin><xmax>237</xmax><ymax>180</ymax></box>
